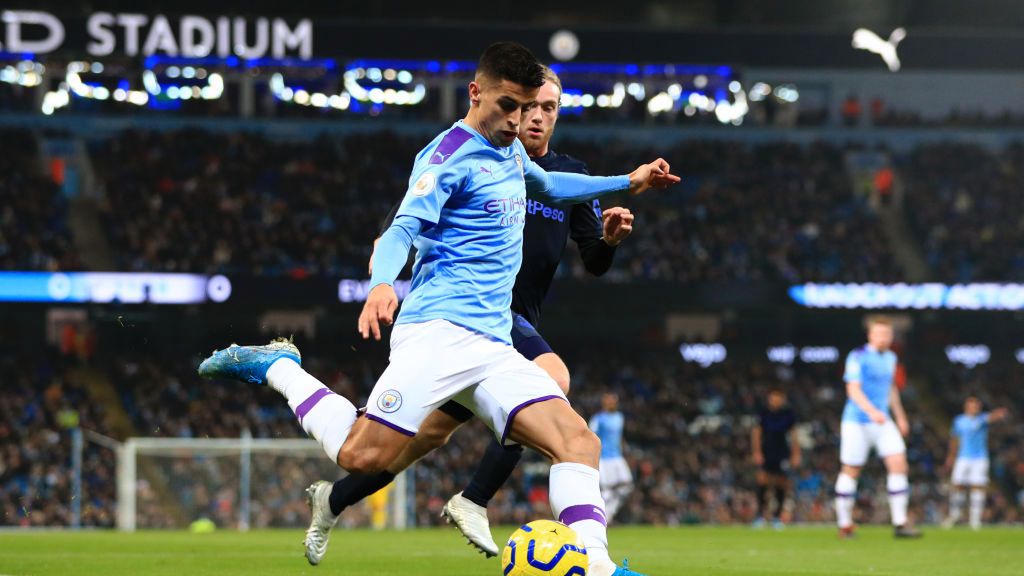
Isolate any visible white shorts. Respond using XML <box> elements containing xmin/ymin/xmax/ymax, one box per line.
<box><xmin>599</xmin><ymin>456</ymin><xmax>633</xmax><ymax>488</ymax></box>
<box><xmin>839</xmin><ymin>420</ymin><xmax>906</xmax><ymax>466</ymax></box>
<box><xmin>951</xmin><ymin>458</ymin><xmax>989</xmax><ymax>486</ymax></box>
<box><xmin>364</xmin><ymin>319</ymin><xmax>568</xmax><ymax>444</ymax></box>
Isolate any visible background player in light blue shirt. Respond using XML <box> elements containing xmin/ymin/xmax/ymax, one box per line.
<box><xmin>590</xmin><ymin>393</ymin><xmax>633</xmax><ymax>521</ymax></box>
<box><xmin>834</xmin><ymin>316</ymin><xmax>921</xmax><ymax>539</ymax></box>
<box><xmin>943</xmin><ymin>397</ymin><xmax>1009</xmax><ymax>529</ymax></box>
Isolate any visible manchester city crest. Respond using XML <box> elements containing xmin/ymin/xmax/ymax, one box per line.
<box><xmin>377</xmin><ymin>389</ymin><xmax>403</xmax><ymax>413</ymax></box>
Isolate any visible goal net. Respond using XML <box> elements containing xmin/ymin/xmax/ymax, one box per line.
<box><xmin>114</xmin><ymin>435</ymin><xmax>410</xmax><ymax>532</ymax></box>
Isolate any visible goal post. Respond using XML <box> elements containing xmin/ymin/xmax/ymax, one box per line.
<box><xmin>112</xmin><ymin>434</ymin><xmax>410</xmax><ymax>532</ymax></box>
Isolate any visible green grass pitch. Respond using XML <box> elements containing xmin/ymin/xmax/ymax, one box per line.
<box><xmin>1</xmin><ymin>526</ymin><xmax>1022</xmax><ymax>575</ymax></box>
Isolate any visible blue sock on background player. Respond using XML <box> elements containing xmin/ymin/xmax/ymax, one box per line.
<box><xmin>462</xmin><ymin>440</ymin><xmax>524</xmax><ymax>507</ymax></box>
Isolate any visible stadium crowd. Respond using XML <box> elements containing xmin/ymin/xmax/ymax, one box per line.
<box><xmin>81</xmin><ymin>130</ymin><xmax>900</xmax><ymax>284</ymax></box>
<box><xmin>0</xmin><ymin>129</ymin><xmax>80</xmax><ymax>272</ymax></box>
<box><xmin>13</xmin><ymin>126</ymin><xmax>1024</xmax><ymax>286</ymax></box>
<box><xmin>904</xmin><ymin>142</ymin><xmax>1024</xmax><ymax>282</ymax></box>
<box><xmin>0</xmin><ymin>348</ymin><xmax>116</xmax><ymax>528</ymax></box>
<box><xmin>21</xmin><ymin>341</ymin><xmax>1010</xmax><ymax>530</ymax></box>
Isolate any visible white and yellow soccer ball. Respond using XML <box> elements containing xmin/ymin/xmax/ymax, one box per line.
<box><xmin>501</xmin><ymin>519</ymin><xmax>588</xmax><ymax>576</ymax></box>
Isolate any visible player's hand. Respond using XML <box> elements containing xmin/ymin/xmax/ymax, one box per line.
<box><xmin>990</xmin><ymin>407</ymin><xmax>1009</xmax><ymax>421</ymax></box>
<box><xmin>753</xmin><ymin>451</ymin><xmax>764</xmax><ymax>466</ymax></box>
<box><xmin>944</xmin><ymin>456</ymin><xmax>955</xmax><ymax>473</ymax></box>
<box><xmin>602</xmin><ymin>207</ymin><xmax>634</xmax><ymax>246</ymax></box>
<box><xmin>627</xmin><ymin>158</ymin><xmax>680</xmax><ymax>195</ymax></box>
<box><xmin>868</xmin><ymin>409</ymin><xmax>887</xmax><ymax>425</ymax></box>
<box><xmin>896</xmin><ymin>416</ymin><xmax>910</xmax><ymax>437</ymax></box>
<box><xmin>358</xmin><ymin>284</ymin><xmax>398</xmax><ymax>341</ymax></box>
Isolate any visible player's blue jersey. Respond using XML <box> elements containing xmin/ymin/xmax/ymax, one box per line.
<box><xmin>952</xmin><ymin>413</ymin><xmax>989</xmax><ymax>460</ymax></box>
<box><xmin>590</xmin><ymin>411</ymin><xmax>625</xmax><ymax>459</ymax></box>
<box><xmin>390</xmin><ymin>121</ymin><xmax>626</xmax><ymax>344</ymax></box>
<box><xmin>393</xmin><ymin>122</ymin><xmax>534</xmax><ymax>342</ymax></box>
<box><xmin>842</xmin><ymin>345</ymin><xmax>898</xmax><ymax>423</ymax></box>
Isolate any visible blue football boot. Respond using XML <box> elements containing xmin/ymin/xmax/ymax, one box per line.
<box><xmin>612</xmin><ymin>559</ymin><xmax>648</xmax><ymax>576</ymax></box>
<box><xmin>197</xmin><ymin>337</ymin><xmax>301</xmax><ymax>385</ymax></box>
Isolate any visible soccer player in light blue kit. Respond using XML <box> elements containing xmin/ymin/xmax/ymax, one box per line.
<box><xmin>943</xmin><ymin>397</ymin><xmax>1008</xmax><ymax>530</ymax></box>
<box><xmin>834</xmin><ymin>316</ymin><xmax>922</xmax><ymax>539</ymax></box>
<box><xmin>590</xmin><ymin>393</ymin><xmax>633</xmax><ymax>521</ymax></box>
<box><xmin>199</xmin><ymin>42</ymin><xmax>677</xmax><ymax>576</ymax></box>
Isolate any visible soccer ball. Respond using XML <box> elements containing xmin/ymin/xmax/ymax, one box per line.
<box><xmin>501</xmin><ymin>519</ymin><xmax>588</xmax><ymax>576</ymax></box>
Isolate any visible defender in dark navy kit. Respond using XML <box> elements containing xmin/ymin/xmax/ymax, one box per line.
<box><xmin>751</xmin><ymin>389</ymin><xmax>800</xmax><ymax>529</ymax></box>
<box><xmin>327</xmin><ymin>66</ymin><xmax>639</xmax><ymax>559</ymax></box>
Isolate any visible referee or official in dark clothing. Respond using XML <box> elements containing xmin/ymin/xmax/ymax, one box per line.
<box><xmin>752</xmin><ymin>389</ymin><xmax>800</xmax><ymax>528</ymax></box>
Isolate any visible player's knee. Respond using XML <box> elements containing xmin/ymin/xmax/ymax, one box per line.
<box><xmin>338</xmin><ymin>444</ymin><xmax>390</xmax><ymax>475</ymax></box>
<box><xmin>558</xmin><ymin>427</ymin><xmax>601</xmax><ymax>465</ymax></box>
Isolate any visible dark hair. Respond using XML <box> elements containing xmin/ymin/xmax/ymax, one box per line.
<box><xmin>477</xmin><ymin>42</ymin><xmax>545</xmax><ymax>88</ymax></box>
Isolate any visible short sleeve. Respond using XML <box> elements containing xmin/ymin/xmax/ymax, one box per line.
<box><xmin>396</xmin><ymin>154</ymin><xmax>466</xmax><ymax>225</ymax></box>
<box><xmin>843</xmin><ymin>351</ymin><xmax>862</xmax><ymax>383</ymax></box>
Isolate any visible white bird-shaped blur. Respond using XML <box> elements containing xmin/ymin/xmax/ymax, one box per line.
<box><xmin>852</xmin><ymin>27</ymin><xmax>906</xmax><ymax>72</ymax></box>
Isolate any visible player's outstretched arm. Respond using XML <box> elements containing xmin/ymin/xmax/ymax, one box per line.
<box><xmin>359</xmin><ymin>215</ymin><xmax>422</xmax><ymax>341</ymax></box>
<box><xmin>627</xmin><ymin>158</ymin><xmax>680</xmax><ymax>195</ymax></box>
<box><xmin>524</xmin><ymin>157</ymin><xmax>679</xmax><ymax>203</ymax></box>
<box><xmin>369</xmin><ymin>201</ymin><xmax>403</xmax><ymax>274</ymax></box>
<box><xmin>987</xmin><ymin>407</ymin><xmax>1010</xmax><ymax>423</ymax></box>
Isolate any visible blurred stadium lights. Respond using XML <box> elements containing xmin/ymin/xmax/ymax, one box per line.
<box><xmin>678</xmin><ymin>343</ymin><xmax>728</xmax><ymax>368</ymax></box>
<box><xmin>0</xmin><ymin>272</ymin><xmax>230</xmax><ymax>304</ymax></box>
<box><xmin>767</xmin><ymin>345</ymin><xmax>840</xmax><ymax>365</ymax></box>
<box><xmin>790</xmin><ymin>282</ymin><xmax>1024</xmax><ymax>311</ymax></box>
<box><xmin>20</xmin><ymin>52</ymin><xmax>763</xmax><ymax>123</ymax></box>
<box><xmin>142</xmin><ymin>68</ymin><xmax>224</xmax><ymax>101</ymax></box>
<box><xmin>0</xmin><ymin>59</ymin><xmax>43</xmax><ymax>87</ymax></box>
<box><xmin>342</xmin><ymin>65</ymin><xmax>426</xmax><ymax>106</ymax></box>
<box><xmin>270</xmin><ymin>72</ymin><xmax>350</xmax><ymax>110</ymax></box>
<box><xmin>944</xmin><ymin>344</ymin><xmax>991</xmax><ymax>368</ymax></box>
<box><xmin>549</xmin><ymin>30</ymin><xmax>580</xmax><ymax>62</ymax></box>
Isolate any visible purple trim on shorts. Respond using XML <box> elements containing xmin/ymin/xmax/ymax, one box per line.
<box><xmin>428</xmin><ymin>127</ymin><xmax>473</xmax><ymax>165</ymax></box>
<box><xmin>835</xmin><ymin>492</ymin><xmax>855</xmax><ymax>498</ymax></box>
<box><xmin>365</xmin><ymin>414</ymin><xmax>416</xmax><ymax>437</ymax></box>
<box><xmin>295</xmin><ymin>388</ymin><xmax>332</xmax><ymax>423</ymax></box>
<box><xmin>559</xmin><ymin>504</ymin><xmax>608</xmax><ymax>527</ymax></box>
<box><xmin>887</xmin><ymin>489</ymin><xmax>910</xmax><ymax>496</ymax></box>
<box><xmin>500</xmin><ymin>395</ymin><xmax>565</xmax><ymax>444</ymax></box>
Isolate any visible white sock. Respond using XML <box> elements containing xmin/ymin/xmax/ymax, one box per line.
<box><xmin>834</xmin><ymin>473</ymin><xmax>857</xmax><ymax>528</ymax></box>
<box><xmin>887</xmin><ymin>473</ymin><xmax>909</xmax><ymax>526</ymax></box>
<box><xmin>969</xmin><ymin>489</ymin><xmax>986</xmax><ymax>528</ymax></box>
<box><xmin>948</xmin><ymin>489</ymin><xmax>966</xmax><ymax>522</ymax></box>
<box><xmin>601</xmin><ymin>487</ymin><xmax>620</xmax><ymax>520</ymax></box>
<box><xmin>549</xmin><ymin>463</ymin><xmax>611</xmax><ymax>568</ymax></box>
<box><xmin>267</xmin><ymin>358</ymin><xmax>356</xmax><ymax>463</ymax></box>
<box><xmin>612</xmin><ymin>483</ymin><xmax>633</xmax><ymax>520</ymax></box>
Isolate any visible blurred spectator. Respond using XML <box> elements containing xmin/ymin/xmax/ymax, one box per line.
<box><xmin>0</xmin><ymin>129</ymin><xmax>80</xmax><ymax>271</ymax></box>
